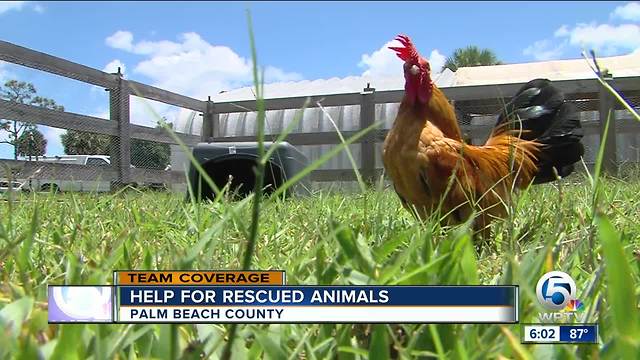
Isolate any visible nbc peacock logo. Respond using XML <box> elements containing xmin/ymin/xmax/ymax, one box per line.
<box><xmin>564</xmin><ymin>299</ymin><xmax>584</xmax><ymax>313</ymax></box>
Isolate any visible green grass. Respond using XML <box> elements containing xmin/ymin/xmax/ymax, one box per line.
<box><xmin>0</xmin><ymin>171</ymin><xmax>639</xmax><ymax>359</ymax></box>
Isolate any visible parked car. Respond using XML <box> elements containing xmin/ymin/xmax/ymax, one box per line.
<box><xmin>0</xmin><ymin>179</ymin><xmax>26</xmax><ymax>193</ymax></box>
<box><xmin>20</xmin><ymin>155</ymin><xmax>113</xmax><ymax>192</ymax></box>
<box><xmin>18</xmin><ymin>155</ymin><xmax>171</xmax><ymax>192</ymax></box>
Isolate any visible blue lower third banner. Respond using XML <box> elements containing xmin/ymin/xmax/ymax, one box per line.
<box><xmin>117</xmin><ymin>286</ymin><xmax>518</xmax><ymax>323</ymax></box>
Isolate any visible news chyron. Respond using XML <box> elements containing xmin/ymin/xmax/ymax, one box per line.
<box><xmin>48</xmin><ymin>270</ymin><xmax>518</xmax><ymax>324</ymax></box>
<box><xmin>520</xmin><ymin>271</ymin><xmax>598</xmax><ymax>344</ymax></box>
<box><xmin>48</xmin><ymin>271</ymin><xmax>284</xmax><ymax>323</ymax></box>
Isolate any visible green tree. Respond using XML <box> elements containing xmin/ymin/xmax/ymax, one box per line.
<box><xmin>0</xmin><ymin>80</ymin><xmax>64</xmax><ymax>159</ymax></box>
<box><xmin>16</xmin><ymin>126</ymin><xmax>47</xmax><ymax>159</ymax></box>
<box><xmin>443</xmin><ymin>46</ymin><xmax>503</xmax><ymax>72</ymax></box>
<box><xmin>131</xmin><ymin>138</ymin><xmax>171</xmax><ymax>170</ymax></box>
<box><xmin>60</xmin><ymin>130</ymin><xmax>111</xmax><ymax>155</ymax></box>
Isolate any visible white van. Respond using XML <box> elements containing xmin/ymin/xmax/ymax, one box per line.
<box><xmin>34</xmin><ymin>155</ymin><xmax>112</xmax><ymax>167</ymax></box>
<box><xmin>21</xmin><ymin>155</ymin><xmax>113</xmax><ymax>192</ymax></box>
<box><xmin>0</xmin><ymin>179</ymin><xmax>27</xmax><ymax>193</ymax></box>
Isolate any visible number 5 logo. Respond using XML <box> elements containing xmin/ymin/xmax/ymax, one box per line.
<box><xmin>536</xmin><ymin>271</ymin><xmax>576</xmax><ymax>311</ymax></box>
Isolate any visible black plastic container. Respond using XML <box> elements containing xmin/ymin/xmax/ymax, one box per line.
<box><xmin>187</xmin><ymin>141</ymin><xmax>311</xmax><ymax>200</ymax></box>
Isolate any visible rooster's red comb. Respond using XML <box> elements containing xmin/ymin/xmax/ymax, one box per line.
<box><xmin>388</xmin><ymin>34</ymin><xmax>419</xmax><ymax>62</ymax></box>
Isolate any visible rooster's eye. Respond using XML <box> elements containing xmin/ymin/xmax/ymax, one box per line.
<box><xmin>409</xmin><ymin>65</ymin><xmax>420</xmax><ymax>75</ymax></box>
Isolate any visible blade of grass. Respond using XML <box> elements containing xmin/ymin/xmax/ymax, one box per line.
<box><xmin>428</xmin><ymin>324</ymin><xmax>446</xmax><ymax>359</ymax></box>
<box><xmin>582</xmin><ymin>51</ymin><xmax>640</xmax><ymax>122</ymax></box>
<box><xmin>596</xmin><ymin>215</ymin><xmax>640</xmax><ymax>356</ymax></box>
<box><xmin>0</xmin><ymin>297</ymin><xmax>33</xmax><ymax>339</ymax></box>
<box><xmin>262</xmin><ymin>99</ymin><xmax>310</xmax><ymax>162</ymax></box>
<box><xmin>369</xmin><ymin>324</ymin><xmax>390</xmax><ymax>360</ymax></box>
<box><xmin>222</xmin><ymin>10</ymin><xmax>266</xmax><ymax>360</ymax></box>
<box><xmin>499</xmin><ymin>326</ymin><xmax>532</xmax><ymax>360</ymax></box>
<box><xmin>269</xmin><ymin>122</ymin><xmax>380</xmax><ymax>200</ymax></box>
<box><xmin>317</xmin><ymin>101</ymin><xmax>367</xmax><ymax>193</ymax></box>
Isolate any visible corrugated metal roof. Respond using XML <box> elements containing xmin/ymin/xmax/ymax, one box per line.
<box><xmin>173</xmin><ymin>70</ymin><xmax>455</xmax><ymax>136</ymax></box>
<box><xmin>210</xmin><ymin>69</ymin><xmax>456</xmax><ymax>103</ymax></box>
<box><xmin>453</xmin><ymin>52</ymin><xmax>640</xmax><ymax>86</ymax></box>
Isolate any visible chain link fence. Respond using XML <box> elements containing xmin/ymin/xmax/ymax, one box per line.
<box><xmin>0</xmin><ymin>92</ymin><xmax>195</xmax><ymax>193</ymax></box>
<box><xmin>566</xmin><ymin>93</ymin><xmax>640</xmax><ymax>170</ymax></box>
<box><xmin>0</xmin><ymin>40</ymin><xmax>203</xmax><ymax>193</ymax></box>
<box><xmin>614</xmin><ymin>94</ymin><xmax>640</xmax><ymax>175</ymax></box>
<box><xmin>453</xmin><ymin>88</ymin><xmax>640</xmax><ymax>171</ymax></box>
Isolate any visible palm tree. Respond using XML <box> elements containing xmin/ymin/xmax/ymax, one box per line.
<box><xmin>443</xmin><ymin>46</ymin><xmax>503</xmax><ymax>72</ymax></box>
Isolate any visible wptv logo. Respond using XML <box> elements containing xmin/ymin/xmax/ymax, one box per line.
<box><xmin>536</xmin><ymin>271</ymin><xmax>585</xmax><ymax>323</ymax></box>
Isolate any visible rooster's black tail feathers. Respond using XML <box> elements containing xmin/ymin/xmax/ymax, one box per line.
<box><xmin>494</xmin><ymin>78</ymin><xmax>584</xmax><ymax>184</ymax></box>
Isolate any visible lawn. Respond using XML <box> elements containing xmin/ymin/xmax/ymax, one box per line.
<box><xmin>0</xmin><ymin>167</ymin><xmax>639</xmax><ymax>359</ymax></box>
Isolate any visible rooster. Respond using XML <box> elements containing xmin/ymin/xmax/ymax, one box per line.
<box><xmin>382</xmin><ymin>34</ymin><xmax>584</xmax><ymax>233</ymax></box>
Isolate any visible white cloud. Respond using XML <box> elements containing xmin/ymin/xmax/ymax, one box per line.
<box><xmin>0</xmin><ymin>2</ymin><xmax>45</xmax><ymax>16</ymax></box>
<box><xmin>523</xmin><ymin>39</ymin><xmax>567</xmax><ymax>60</ymax></box>
<box><xmin>104</xmin><ymin>31</ymin><xmax>304</xmax><ymax>129</ymax></box>
<box><xmin>88</xmin><ymin>60</ymin><xmax>126</xmax><ymax>94</ymax></box>
<box><xmin>359</xmin><ymin>39</ymin><xmax>446</xmax><ymax>77</ymax></box>
<box><xmin>359</xmin><ymin>40</ymin><xmax>403</xmax><ymax>77</ymax></box>
<box><xmin>0</xmin><ymin>1</ymin><xmax>25</xmax><ymax>15</ymax></box>
<box><xmin>103</xmin><ymin>59</ymin><xmax>126</xmax><ymax>75</ymax></box>
<box><xmin>264</xmin><ymin>66</ymin><xmax>305</xmax><ymax>83</ymax></box>
<box><xmin>428</xmin><ymin>49</ymin><xmax>446</xmax><ymax>74</ymax></box>
<box><xmin>557</xmin><ymin>23</ymin><xmax>640</xmax><ymax>55</ymax></box>
<box><xmin>611</xmin><ymin>2</ymin><xmax>640</xmax><ymax>21</ymax></box>
<box><xmin>523</xmin><ymin>3</ymin><xmax>640</xmax><ymax>61</ymax></box>
<box><xmin>554</xmin><ymin>25</ymin><xmax>570</xmax><ymax>37</ymax></box>
<box><xmin>105</xmin><ymin>31</ymin><xmax>134</xmax><ymax>52</ymax></box>
<box><xmin>129</xmin><ymin>97</ymin><xmax>180</xmax><ymax>128</ymax></box>
<box><xmin>105</xmin><ymin>31</ymin><xmax>302</xmax><ymax>99</ymax></box>
<box><xmin>131</xmin><ymin>39</ymin><xmax>182</xmax><ymax>56</ymax></box>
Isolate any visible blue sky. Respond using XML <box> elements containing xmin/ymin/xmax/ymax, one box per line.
<box><xmin>1</xmin><ymin>1</ymin><xmax>639</xmax><ymax>158</ymax></box>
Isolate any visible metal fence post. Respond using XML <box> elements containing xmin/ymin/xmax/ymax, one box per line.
<box><xmin>598</xmin><ymin>76</ymin><xmax>618</xmax><ymax>175</ymax></box>
<box><xmin>360</xmin><ymin>84</ymin><xmax>376</xmax><ymax>184</ymax></box>
<box><xmin>109</xmin><ymin>68</ymin><xmax>131</xmax><ymax>188</ymax></box>
<box><xmin>201</xmin><ymin>96</ymin><xmax>215</xmax><ymax>142</ymax></box>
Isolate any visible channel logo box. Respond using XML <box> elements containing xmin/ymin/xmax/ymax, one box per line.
<box><xmin>48</xmin><ymin>286</ymin><xmax>113</xmax><ymax>323</ymax></box>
